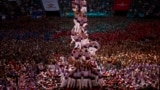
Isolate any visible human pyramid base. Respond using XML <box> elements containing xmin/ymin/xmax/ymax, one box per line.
<box><xmin>60</xmin><ymin>61</ymin><xmax>104</xmax><ymax>90</ymax></box>
<box><xmin>60</xmin><ymin>0</ymin><xmax>104</xmax><ymax>89</ymax></box>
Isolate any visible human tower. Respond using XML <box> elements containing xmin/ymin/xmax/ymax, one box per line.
<box><xmin>60</xmin><ymin>0</ymin><xmax>104</xmax><ymax>89</ymax></box>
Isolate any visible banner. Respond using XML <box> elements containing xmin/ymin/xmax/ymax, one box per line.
<box><xmin>65</xmin><ymin>12</ymin><xmax>106</xmax><ymax>17</ymax></box>
<box><xmin>114</xmin><ymin>0</ymin><xmax>131</xmax><ymax>11</ymax></box>
<box><xmin>42</xmin><ymin>0</ymin><xmax>60</xmax><ymax>11</ymax></box>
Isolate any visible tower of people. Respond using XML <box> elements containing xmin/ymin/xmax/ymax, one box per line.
<box><xmin>60</xmin><ymin>0</ymin><xmax>104</xmax><ymax>89</ymax></box>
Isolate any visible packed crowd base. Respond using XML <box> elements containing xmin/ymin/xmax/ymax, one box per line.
<box><xmin>0</xmin><ymin>17</ymin><xmax>160</xmax><ymax>90</ymax></box>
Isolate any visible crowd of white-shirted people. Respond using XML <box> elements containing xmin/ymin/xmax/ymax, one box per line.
<box><xmin>0</xmin><ymin>16</ymin><xmax>159</xmax><ymax>90</ymax></box>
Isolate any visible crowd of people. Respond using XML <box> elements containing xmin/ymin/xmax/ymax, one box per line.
<box><xmin>0</xmin><ymin>16</ymin><xmax>159</xmax><ymax>89</ymax></box>
<box><xmin>59</xmin><ymin>0</ymin><xmax>113</xmax><ymax>13</ymax></box>
<box><xmin>0</xmin><ymin>0</ymin><xmax>44</xmax><ymax>20</ymax></box>
<box><xmin>59</xmin><ymin>0</ymin><xmax>114</xmax><ymax>17</ymax></box>
<box><xmin>59</xmin><ymin>0</ymin><xmax>160</xmax><ymax>18</ymax></box>
<box><xmin>0</xmin><ymin>0</ymin><xmax>21</xmax><ymax>20</ymax></box>
<box><xmin>1</xmin><ymin>0</ymin><xmax>159</xmax><ymax>19</ymax></box>
<box><xmin>19</xmin><ymin>0</ymin><xmax>44</xmax><ymax>18</ymax></box>
<box><xmin>0</xmin><ymin>16</ymin><xmax>131</xmax><ymax>41</ymax></box>
<box><xmin>128</xmin><ymin>0</ymin><xmax>160</xmax><ymax>18</ymax></box>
